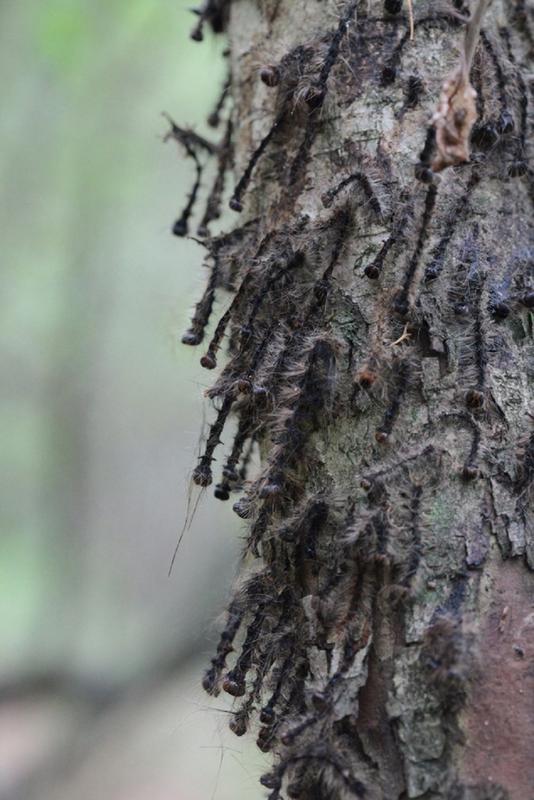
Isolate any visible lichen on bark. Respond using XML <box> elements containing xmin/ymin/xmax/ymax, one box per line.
<box><xmin>168</xmin><ymin>1</ymin><xmax>533</xmax><ymax>797</ymax></box>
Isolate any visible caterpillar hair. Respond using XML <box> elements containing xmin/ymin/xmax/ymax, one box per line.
<box><xmin>322</xmin><ymin>170</ymin><xmax>383</xmax><ymax>217</ymax></box>
<box><xmin>363</xmin><ymin>201</ymin><xmax>411</xmax><ymax>279</ymax></box>
<box><xmin>394</xmin><ymin>183</ymin><xmax>438</xmax><ymax>315</ymax></box>
<box><xmin>424</xmin><ymin>170</ymin><xmax>479</xmax><ymax>282</ymax></box>
<box><xmin>376</xmin><ymin>360</ymin><xmax>410</xmax><ymax>441</ymax></box>
<box><xmin>415</xmin><ymin>126</ymin><xmax>437</xmax><ymax>183</ymax></box>
<box><xmin>192</xmin><ymin>393</ymin><xmax>234</xmax><ymax>487</ymax></box>
<box><xmin>207</xmin><ymin>71</ymin><xmax>231</xmax><ymax>128</ymax></box>
<box><xmin>181</xmin><ymin>250</ymin><xmax>223</xmax><ymax>346</ymax></box>
<box><xmin>230</xmin><ymin>111</ymin><xmax>287</xmax><ymax>212</ymax></box>
<box><xmin>382</xmin><ymin>14</ymin><xmax>463</xmax><ymax>87</ymax></box>
<box><xmin>288</xmin><ymin>1</ymin><xmax>358</xmax><ymax>185</ymax></box>
<box><xmin>190</xmin><ymin>0</ymin><xmax>231</xmax><ymax>41</ymax></box>
<box><xmin>197</xmin><ymin>118</ymin><xmax>233</xmax><ymax>237</ymax></box>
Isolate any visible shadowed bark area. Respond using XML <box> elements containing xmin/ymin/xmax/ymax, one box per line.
<box><xmin>172</xmin><ymin>1</ymin><xmax>533</xmax><ymax>797</ymax></box>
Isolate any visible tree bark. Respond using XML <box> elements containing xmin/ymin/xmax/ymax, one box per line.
<box><xmin>174</xmin><ymin>1</ymin><xmax>533</xmax><ymax>798</ymax></box>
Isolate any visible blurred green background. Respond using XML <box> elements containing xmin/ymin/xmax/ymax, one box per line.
<box><xmin>0</xmin><ymin>2</ymin><xmax>263</xmax><ymax>797</ymax></box>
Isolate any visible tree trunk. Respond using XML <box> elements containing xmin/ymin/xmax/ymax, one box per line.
<box><xmin>172</xmin><ymin>1</ymin><xmax>533</xmax><ymax>798</ymax></box>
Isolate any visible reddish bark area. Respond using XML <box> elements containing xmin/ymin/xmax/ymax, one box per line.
<box><xmin>460</xmin><ymin>560</ymin><xmax>534</xmax><ymax>799</ymax></box>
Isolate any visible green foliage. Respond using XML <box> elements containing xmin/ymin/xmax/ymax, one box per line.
<box><xmin>34</xmin><ymin>1</ymin><xmax>90</xmax><ymax>73</ymax></box>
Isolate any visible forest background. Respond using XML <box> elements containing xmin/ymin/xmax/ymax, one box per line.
<box><xmin>0</xmin><ymin>2</ymin><xmax>260</xmax><ymax>798</ymax></box>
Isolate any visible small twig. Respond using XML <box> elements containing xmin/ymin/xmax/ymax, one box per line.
<box><xmin>407</xmin><ymin>0</ymin><xmax>414</xmax><ymax>40</ymax></box>
<box><xmin>463</xmin><ymin>0</ymin><xmax>492</xmax><ymax>76</ymax></box>
<box><xmin>162</xmin><ymin>112</ymin><xmax>218</xmax><ymax>155</ymax></box>
<box><xmin>391</xmin><ymin>324</ymin><xmax>412</xmax><ymax>346</ymax></box>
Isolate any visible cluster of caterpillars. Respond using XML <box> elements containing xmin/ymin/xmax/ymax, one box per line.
<box><xmin>169</xmin><ymin>1</ymin><xmax>533</xmax><ymax>797</ymax></box>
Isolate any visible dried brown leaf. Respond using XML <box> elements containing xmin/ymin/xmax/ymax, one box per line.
<box><xmin>431</xmin><ymin>70</ymin><xmax>477</xmax><ymax>172</ymax></box>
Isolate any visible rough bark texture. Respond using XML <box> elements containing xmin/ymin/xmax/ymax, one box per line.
<box><xmin>171</xmin><ymin>1</ymin><xmax>533</xmax><ymax>798</ymax></box>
